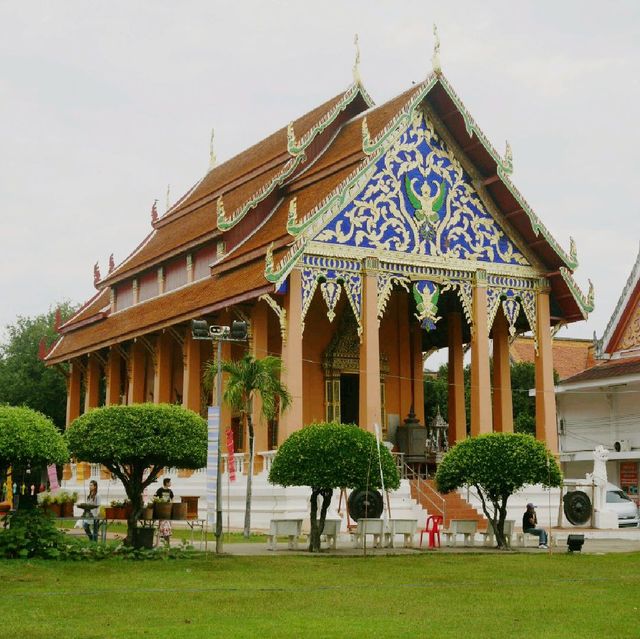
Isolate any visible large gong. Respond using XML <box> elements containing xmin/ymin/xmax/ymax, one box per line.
<box><xmin>563</xmin><ymin>490</ymin><xmax>592</xmax><ymax>525</ymax></box>
<box><xmin>347</xmin><ymin>489</ymin><xmax>384</xmax><ymax>521</ymax></box>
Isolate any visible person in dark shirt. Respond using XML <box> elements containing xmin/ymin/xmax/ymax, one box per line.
<box><xmin>155</xmin><ymin>477</ymin><xmax>174</xmax><ymax>546</ymax></box>
<box><xmin>522</xmin><ymin>503</ymin><xmax>548</xmax><ymax>549</ymax></box>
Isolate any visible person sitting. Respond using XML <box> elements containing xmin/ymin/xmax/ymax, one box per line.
<box><xmin>522</xmin><ymin>503</ymin><xmax>548</xmax><ymax>549</ymax></box>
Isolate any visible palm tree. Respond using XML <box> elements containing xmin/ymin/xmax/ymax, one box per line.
<box><xmin>205</xmin><ymin>354</ymin><xmax>291</xmax><ymax>537</ymax></box>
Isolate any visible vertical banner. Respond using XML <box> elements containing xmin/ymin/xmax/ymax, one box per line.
<box><xmin>207</xmin><ymin>406</ymin><xmax>220</xmax><ymax>526</ymax></box>
<box><xmin>226</xmin><ymin>428</ymin><xmax>236</xmax><ymax>482</ymax></box>
<box><xmin>47</xmin><ymin>464</ymin><xmax>59</xmax><ymax>491</ymax></box>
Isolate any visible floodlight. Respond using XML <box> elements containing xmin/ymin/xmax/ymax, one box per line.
<box><xmin>191</xmin><ymin>319</ymin><xmax>210</xmax><ymax>339</ymax></box>
<box><xmin>229</xmin><ymin>320</ymin><xmax>248</xmax><ymax>340</ymax></box>
<box><xmin>567</xmin><ymin>534</ymin><xmax>585</xmax><ymax>553</ymax></box>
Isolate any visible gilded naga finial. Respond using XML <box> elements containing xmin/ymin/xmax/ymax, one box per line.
<box><xmin>587</xmin><ymin>279</ymin><xmax>595</xmax><ymax>309</ymax></box>
<box><xmin>108</xmin><ymin>253</ymin><xmax>115</xmax><ymax>273</ymax></box>
<box><xmin>165</xmin><ymin>184</ymin><xmax>171</xmax><ymax>212</ymax></box>
<box><xmin>209</xmin><ymin>128</ymin><xmax>217</xmax><ymax>170</ymax></box>
<box><xmin>151</xmin><ymin>199</ymin><xmax>158</xmax><ymax>224</ymax></box>
<box><xmin>569</xmin><ymin>236</ymin><xmax>577</xmax><ymax>264</ymax></box>
<box><xmin>432</xmin><ymin>23</ymin><xmax>442</xmax><ymax>75</ymax></box>
<box><xmin>353</xmin><ymin>33</ymin><xmax>361</xmax><ymax>84</ymax></box>
<box><xmin>93</xmin><ymin>262</ymin><xmax>101</xmax><ymax>287</ymax></box>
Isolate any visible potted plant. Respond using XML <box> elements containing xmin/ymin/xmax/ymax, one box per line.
<box><xmin>58</xmin><ymin>491</ymin><xmax>77</xmax><ymax>517</ymax></box>
<box><xmin>140</xmin><ymin>502</ymin><xmax>155</xmax><ymax>520</ymax></box>
<box><xmin>171</xmin><ymin>501</ymin><xmax>188</xmax><ymax>520</ymax></box>
<box><xmin>152</xmin><ymin>496</ymin><xmax>172</xmax><ymax>520</ymax></box>
<box><xmin>110</xmin><ymin>499</ymin><xmax>126</xmax><ymax>519</ymax></box>
<box><xmin>134</xmin><ymin>520</ymin><xmax>156</xmax><ymax>549</ymax></box>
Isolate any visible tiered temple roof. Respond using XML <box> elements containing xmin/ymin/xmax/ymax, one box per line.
<box><xmin>47</xmin><ymin>73</ymin><xmax>593</xmax><ymax>365</ymax></box>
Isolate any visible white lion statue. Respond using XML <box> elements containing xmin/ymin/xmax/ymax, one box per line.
<box><xmin>586</xmin><ymin>445</ymin><xmax>609</xmax><ymax>510</ymax></box>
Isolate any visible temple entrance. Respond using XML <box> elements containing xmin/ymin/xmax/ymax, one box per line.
<box><xmin>340</xmin><ymin>373</ymin><xmax>359</xmax><ymax>425</ymax></box>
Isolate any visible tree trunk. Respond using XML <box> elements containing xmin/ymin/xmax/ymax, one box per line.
<box><xmin>308</xmin><ymin>488</ymin><xmax>333</xmax><ymax>552</ymax></box>
<box><xmin>475</xmin><ymin>485</ymin><xmax>510</xmax><ymax>550</ymax></box>
<box><xmin>243</xmin><ymin>415</ymin><xmax>254</xmax><ymax>538</ymax></box>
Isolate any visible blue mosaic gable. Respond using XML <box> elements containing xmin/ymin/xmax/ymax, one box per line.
<box><xmin>313</xmin><ymin>111</ymin><xmax>529</xmax><ymax>267</ymax></box>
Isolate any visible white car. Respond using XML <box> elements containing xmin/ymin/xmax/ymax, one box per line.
<box><xmin>606</xmin><ymin>483</ymin><xmax>640</xmax><ymax>528</ymax></box>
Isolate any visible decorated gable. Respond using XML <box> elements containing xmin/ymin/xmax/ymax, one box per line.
<box><xmin>313</xmin><ymin>110</ymin><xmax>530</xmax><ymax>267</ymax></box>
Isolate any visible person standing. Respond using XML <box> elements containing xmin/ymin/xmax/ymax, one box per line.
<box><xmin>155</xmin><ymin>477</ymin><xmax>174</xmax><ymax>546</ymax></box>
<box><xmin>82</xmin><ymin>480</ymin><xmax>100</xmax><ymax>542</ymax></box>
<box><xmin>522</xmin><ymin>503</ymin><xmax>548</xmax><ymax>549</ymax></box>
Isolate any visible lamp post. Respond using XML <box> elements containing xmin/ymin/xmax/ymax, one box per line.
<box><xmin>191</xmin><ymin>319</ymin><xmax>248</xmax><ymax>554</ymax></box>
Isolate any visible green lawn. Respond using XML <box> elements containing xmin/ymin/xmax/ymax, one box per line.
<box><xmin>1</xmin><ymin>553</ymin><xmax>637</xmax><ymax>638</ymax></box>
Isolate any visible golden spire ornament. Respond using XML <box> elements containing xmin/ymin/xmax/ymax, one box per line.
<box><xmin>432</xmin><ymin>23</ymin><xmax>442</xmax><ymax>75</ymax></box>
<box><xmin>353</xmin><ymin>33</ymin><xmax>361</xmax><ymax>84</ymax></box>
<box><xmin>209</xmin><ymin>128</ymin><xmax>217</xmax><ymax>170</ymax></box>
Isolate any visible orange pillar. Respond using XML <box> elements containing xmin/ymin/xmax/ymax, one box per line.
<box><xmin>105</xmin><ymin>347</ymin><xmax>121</xmax><ymax>406</ymax></box>
<box><xmin>182</xmin><ymin>331</ymin><xmax>201</xmax><ymax>414</ymax></box>
<box><xmin>535</xmin><ymin>286</ymin><xmax>558</xmax><ymax>454</ymax></box>
<box><xmin>251</xmin><ymin>302</ymin><xmax>269</xmax><ymax>457</ymax></box>
<box><xmin>448</xmin><ymin>312</ymin><xmax>467</xmax><ymax>445</ymax></box>
<box><xmin>128</xmin><ymin>341</ymin><xmax>146</xmax><ymax>404</ymax></box>
<box><xmin>359</xmin><ymin>261</ymin><xmax>381</xmax><ymax>433</ymax></box>
<box><xmin>470</xmin><ymin>270</ymin><xmax>492</xmax><ymax>436</ymax></box>
<box><xmin>154</xmin><ymin>333</ymin><xmax>172</xmax><ymax>404</ymax></box>
<box><xmin>492</xmin><ymin>311</ymin><xmax>513</xmax><ymax>432</ymax></box>
<box><xmin>66</xmin><ymin>360</ymin><xmax>82</xmax><ymax>426</ymax></box>
<box><xmin>397</xmin><ymin>293</ymin><xmax>412</xmax><ymax>417</ymax></box>
<box><xmin>279</xmin><ymin>269</ymin><xmax>303</xmax><ymax>443</ymax></box>
<box><xmin>84</xmin><ymin>355</ymin><xmax>101</xmax><ymax>412</ymax></box>
<box><xmin>411</xmin><ymin>322</ymin><xmax>425</xmax><ymax>426</ymax></box>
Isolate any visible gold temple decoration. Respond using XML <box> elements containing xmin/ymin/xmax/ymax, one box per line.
<box><xmin>259</xmin><ymin>294</ymin><xmax>287</xmax><ymax>344</ymax></box>
<box><xmin>209</xmin><ymin>128</ymin><xmax>217</xmax><ymax>170</ymax></box>
<box><xmin>503</xmin><ymin>140</ymin><xmax>513</xmax><ymax>174</ymax></box>
<box><xmin>165</xmin><ymin>184</ymin><xmax>171</xmax><ymax>212</ymax></box>
<box><xmin>353</xmin><ymin>33</ymin><xmax>361</xmax><ymax>84</ymax></box>
<box><xmin>432</xmin><ymin>24</ymin><xmax>442</xmax><ymax>76</ymax></box>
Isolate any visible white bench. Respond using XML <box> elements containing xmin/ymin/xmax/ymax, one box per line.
<box><xmin>267</xmin><ymin>518</ymin><xmax>303</xmax><ymax>551</ymax></box>
<box><xmin>386</xmin><ymin>519</ymin><xmax>418</xmax><ymax>548</ymax></box>
<box><xmin>481</xmin><ymin>520</ymin><xmax>515</xmax><ymax>548</ymax></box>
<box><xmin>441</xmin><ymin>519</ymin><xmax>478</xmax><ymax>547</ymax></box>
<box><xmin>320</xmin><ymin>519</ymin><xmax>341</xmax><ymax>550</ymax></box>
<box><xmin>351</xmin><ymin>518</ymin><xmax>385</xmax><ymax>548</ymax></box>
<box><xmin>515</xmin><ymin>530</ymin><xmax>557</xmax><ymax>548</ymax></box>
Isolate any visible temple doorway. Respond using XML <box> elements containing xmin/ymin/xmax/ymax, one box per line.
<box><xmin>340</xmin><ymin>373</ymin><xmax>359</xmax><ymax>425</ymax></box>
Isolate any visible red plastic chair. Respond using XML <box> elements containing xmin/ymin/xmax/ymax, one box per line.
<box><xmin>420</xmin><ymin>515</ymin><xmax>443</xmax><ymax>548</ymax></box>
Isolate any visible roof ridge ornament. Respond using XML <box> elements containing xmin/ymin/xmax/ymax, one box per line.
<box><xmin>209</xmin><ymin>128</ymin><xmax>217</xmax><ymax>170</ymax></box>
<box><xmin>353</xmin><ymin>33</ymin><xmax>361</xmax><ymax>84</ymax></box>
<box><xmin>93</xmin><ymin>262</ymin><xmax>101</xmax><ymax>288</ymax></box>
<box><xmin>432</xmin><ymin>23</ymin><xmax>442</xmax><ymax>76</ymax></box>
<box><xmin>165</xmin><ymin>184</ymin><xmax>171</xmax><ymax>212</ymax></box>
<box><xmin>151</xmin><ymin>199</ymin><xmax>159</xmax><ymax>225</ymax></box>
<box><xmin>361</xmin><ymin>117</ymin><xmax>374</xmax><ymax>155</ymax></box>
<box><xmin>503</xmin><ymin>140</ymin><xmax>513</xmax><ymax>174</ymax></box>
<box><xmin>286</xmin><ymin>197</ymin><xmax>298</xmax><ymax>233</ymax></box>
<box><xmin>108</xmin><ymin>254</ymin><xmax>115</xmax><ymax>273</ymax></box>
<box><xmin>569</xmin><ymin>236</ymin><xmax>577</xmax><ymax>265</ymax></box>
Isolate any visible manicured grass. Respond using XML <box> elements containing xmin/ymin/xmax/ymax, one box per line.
<box><xmin>1</xmin><ymin>552</ymin><xmax>637</xmax><ymax>638</ymax></box>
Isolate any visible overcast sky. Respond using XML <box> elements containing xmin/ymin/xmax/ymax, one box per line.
<box><xmin>1</xmin><ymin>1</ymin><xmax>638</xmax><ymax>346</ymax></box>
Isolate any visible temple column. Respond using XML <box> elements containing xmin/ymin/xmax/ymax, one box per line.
<box><xmin>397</xmin><ymin>293</ymin><xmax>412</xmax><ymax>418</ymax></box>
<box><xmin>279</xmin><ymin>269</ymin><xmax>303</xmax><ymax>443</ymax></box>
<box><xmin>251</xmin><ymin>302</ymin><xmax>269</xmax><ymax>460</ymax></box>
<box><xmin>154</xmin><ymin>333</ymin><xmax>172</xmax><ymax>404</ymax></box>
<box><xmin>66</xmin><ymin>360</ymin><xmax>82</xmax><ymax>426</ymax></box>
<box><xmin>84</xmin><ymin>354</ymin><xmax>101</xmax><ymax>412</ymax></box>
<box><xmin>359</xmin><ymin>259</ymin><xmax>381</xmax><ymax>433</ymax></box>
<box><xmin>411</xmin><ymin>322</ymin><xmax>425</xmax><ymax>426</ymax></box>
<box><xmin>182</xmin><ymin>331</ymin><xmax>201</xmax><ymax>414</ymax></box>
<box><xmin>105</xmin><ymin>347</ymin><xmax>121</xmax><ymax>406</ymax></box>
<box><xmin>128</xmin><ymin>341</ymin><xmax>146</xmax><ymax>404</ymax></box>
<box><xmin>470</xmin><ymin>270</ymin><xmax>492</xmax><ymax>436</ymax></box>
<box><xmin>492</xmin><ymin>310</ymin><xmax>513</xmax><ymax>432</ymax></box>
<box><xmin>535</xmin><ymin>284</ymin><xmax>558</xmax><ymax>454</ymax></box>
<box><xmin>448</xmin><ymin>312</ymin><xmax>467</xmax><ymax>446</ymax></box>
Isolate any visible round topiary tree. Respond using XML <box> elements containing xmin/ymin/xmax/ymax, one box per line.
<box><xmin>268</xmin><ymin>422</ymin><xmax>400</xmax><ymax>552</ymax></box>
<box><xmin>435</xmin><ymin>432</ymin><xmax>562</xmax><ymax>549</ymax></box>
<box><xmin>66</xmin><ymin>403</ymin><xmax>207</xmax><ymax>546</ymax></box>
<box><xmin>0</xmin><ymin>406</ymin><xmax>68</xmax><ymax>508</ymax></box>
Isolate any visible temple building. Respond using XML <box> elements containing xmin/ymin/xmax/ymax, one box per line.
<box><xmin>45</xmin><ymin>49</ymin><xmax>594</xmax><ymax>460</ymax></box>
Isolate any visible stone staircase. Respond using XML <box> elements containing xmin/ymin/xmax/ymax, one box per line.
<box><xmin>409</xmin><ymin>479</ymin><xmax>488</xmax><ymax>530</ymax></box>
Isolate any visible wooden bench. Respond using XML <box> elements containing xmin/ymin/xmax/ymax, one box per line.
<box><xmin>481</xmin><ymin>520</ymin><xmax>515</xmax><ymax>547</ymax></box>
<box><xmin>267</xmin><ymin>518</ymin><xmax>303</xmax><ymax>551</ymax></box>
<box><xmin>386</xmin><ymin>519</ymin><xmax>418</xmax><ymax>548</ymax></box>
<box><xmin>441</xmin><ymin>519</ymin><xmax>478</xmax><ymax>547</ymax></box>
<box><xmin>351</xmin><ymin>518</ymin><xmax>385</xmax><ymax>548</ymax></box>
